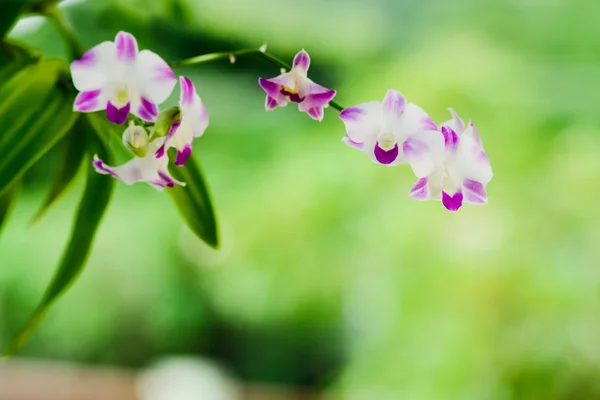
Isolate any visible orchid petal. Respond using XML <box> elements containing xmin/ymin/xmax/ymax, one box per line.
<box><xmin>135</xmin><ymin>49</ymin><xmax>177</xmax><ymax>105</ymax></box>
<box><xmin>441</xmin><ymin>108</ymin><xmax>465</xmax><ymax>134</ymax></box>
<box><xmin>70</xmin><ymin>41</ymin><xmax>115</xmax><ymax>92</ymax></box>
<box><xmin>392</xmin><ymin>102</ymin><xmax>436</xmax><ymax>141</ymax></box>
<box><xmin>374</xmin><ymin>142</ymin><xmax>399</xmax><ymax>165</ymax></box>
<box><xmin>115</xmin><ymin>31</ymin><xmax>138</xmax><ymax>63</ymax></box>
<box><xmin>442</xmin><ymin>191</ymin><xmax>463</xmax><ymax>212</ymax></box>
<box><xmin>342</xmin><ymin>135</ymin><xmax>364</xmax><ymax>150</ymax></box>
<box><xmin>106</xmin><ymin>101</ymin><xmax>130</xmax><ymax>124</ymax></box>
<box><xmin>134</xmin><ymin>97</ymin><xmax>159</xmax><ymax>122</ymax></box>
<box><xmin>179</xmin><ymin>76</ymin><xmax>209</xmax><ymax>139</ymax></box>
<box><xmin>339</xmin><ymin>101</ymin><xmax>383</xmax><ymax>144</ymax></box>
<box><xmin>409</xmin><ymin>178</ymin><xmax>430</xmax><ymax>200</ymax></box>
<box><xmin>403</xmin><ymin>130</ymin><xmax>444</xmax><ymax>178</ymax></box>
<box><xmin>455</xmin><ymin>129</ymin><xmax>492</xmax><ymax>184</ymax></box>
<box><xmin>382</xmin><ymin>89</ymin><xmax>406</xmax><ymax>120</ymax></box>
<box><xmin>441</xmin><ymin>126</ymin><xmax>459</xmax><ymax>152</ymax></box>
<box><xmin>73</xmin><ymin>89</ymin><xmax>108</xmax><ymax>112</ymax></box>
<box><xmin>463</xmin><ymin>179</ymin><xmax>488</xmax><ymax>204</ymax></box>
<box><xmin>258</xmin><ymin>77</ymin><xmax>289</xmax><ymax>107</ymax></box>
<box><xmin>292</xmin><ymin>49</ymin><xmax>311</xmax><ymax>74</ymax></box>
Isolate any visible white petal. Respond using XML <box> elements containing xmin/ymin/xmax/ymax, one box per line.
<box><xmin>70</xmin><ymin>41</ymin><xmax>116</xmax><ymax>91</ymax></box>
<box><xmin>403</xmin><ymin>130</ymin><xmax>445</xmax><ymax>178</ymax></box>
<box><xmin>440</xmin><ymin>108</ymin><xmax>465</xmax><ymax>134</ymax></box>
<box><xmin>392</xmin><ymin>102</ymin><xmax>436</xmax><ymax>143</ymax></box>
<box><xmin>338</xmin><ymin>101</ymin><xmax>383</xmax><ymax>144</ymax></box>
<box><xmin>455</xmin><ymin>132</ymin><xmax>492</xmax><ymax>184</ymax></box>
<box><xmin>135</xmin><ymin>50</ymin><xmax>177</xmax><ymax>104</ymax></box>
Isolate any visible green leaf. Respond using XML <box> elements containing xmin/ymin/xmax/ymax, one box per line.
<box><xmin>0</xmin><ymin>40</ymin><xmax>39</xmax><ymax>83</ymax></box>
<box><xmin>0</xmin><ymin>0</ymin><xmax>28</xmax><ymax>38</ymax></box>
<box><xmin>4</xmin><ymin>117</ymin><xmax>115</xmax><ymax>356</ymax></box>
<box><xmin>0</xmin><ymin>59</ymin><xmax>77</xmax><ymax>197</ymax></box>
<box><xmin>168</xmin><ymin>153</ymin><xmax>219</xmax><ymax>248</ymax></box>
<box><xmin>0</xmin><ymin>181</ymin><xmax>18</xmax><ymax>236</ymax></box>
<box><xmin>30</xmin><ymin>116</ymin><xmax>86</xmax><ymax>224</ymax></box>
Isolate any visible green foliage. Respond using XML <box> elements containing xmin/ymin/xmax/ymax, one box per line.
<box><xmin>0</xmin><ymin>0</ymin><xmax>28</xmax><ymax>39</ymax></box>
<box><xmin>0</xmin><ymin>181</ymin><xmax>18</xmax><ymax>235</ymax></box>
<box><xmin>4</xmin><ymin>118</ymin><xmax>115</xmax><ymax>355</ymax></box>
<box><xmin>168</xmin><ymin>152</ymin><xmax>219</xmax><ymax>248</ymax></box>
<box><xmin>0</xmin><ymin>59</ymin><xmax>77</xmax><ymax>197</ymax></box>
<box><xmin>30</xmin><ymin>117</ymin><xmax>86</xmax><ymax>224</ymax></box>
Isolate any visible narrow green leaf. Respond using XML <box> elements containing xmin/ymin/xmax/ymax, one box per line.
<box><xmin>4</xmin><ymin>118</ymin><xmax>115</xmax><ymax>356</ymax></box>
<box><xmin>0</xmin><ymin>40</ymin><xmax>38</xmax><ymax>83</ymax></box>
<box><xmin>0</xmin><ymin>59</ymin><xmax>76</xmax><ymax>197</ymax></box>
<box><xmin>0</xmin><ymin>181</ymin><xmax>18</xmax><ymax>236</ymax></box>
<box><xmin>0</xmin><ymin>0</ymin><xmax>28</xmax><ymax>38</ymax></box>
<box><xmin>168</xmin><ymin>153</ymin><xmax>219</xmax><ymax>248</ymax></box>
<box><xmin>30</xmin><ymin>116</ymin><xmax>86</xmax><ymax>224</ymax></box>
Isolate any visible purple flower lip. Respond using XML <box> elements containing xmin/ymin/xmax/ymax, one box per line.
<box><xmin>280</xmin><ymin>88</ymin><xmax>305</xmax><ymax>103</ymax></box>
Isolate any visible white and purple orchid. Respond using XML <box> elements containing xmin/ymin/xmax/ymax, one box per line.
<box><xmin>409</xmin><ymin>109</ymin><xmax>493</xmax><ymax>211</ymax></box>
<box><xmin>155</xmin><ymin>76</ymin><xmax>209</xmax><ymax>166</ymax></box>
<box><xmin>339</xmin><ymin>89</ymin><xmax>440</xmax><ymax>171</ymax></box>
<box><xmin>71</xmin><ymin>31</ymin><xmax>176</xmax><ymax>125</ymax></box>
<box><xmin>93</xmin><ymin>133</ymin><xmax>184</xmax><ymax>191</ymax></box>
<box><xmin>258</xmin><ymin>50</ymin><xmax>336</xmax><ymax>121</ymax></box>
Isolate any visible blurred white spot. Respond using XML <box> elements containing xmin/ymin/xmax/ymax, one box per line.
<box><xmin>137</xmin><ymin>357</ymin><xmax>240</xmax><ymax>400</ymax></box>
<box><xmin>9</xmin><ymin>16</ymin><xmax>44</xmax><ymax>37</ymax></box>
<box><xmin>259</xmin><ymin>43</ymin><xmax>267</xmax><ymax>53</ymax></box>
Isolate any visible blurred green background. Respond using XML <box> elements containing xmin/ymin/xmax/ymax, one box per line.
<box><xmin>2</xmin><ymin>0</ymin><xmax>600</xmax><ymax>398</ymax></box>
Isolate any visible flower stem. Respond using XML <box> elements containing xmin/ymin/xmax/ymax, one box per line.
<box><xmin>44</xmin><ymin>4</ymin><xmax>84</xmax><ymax>60</ymax></box>
<box><xmin>171</xmin><ymin>47</ymin><xmax>345</xmax><ymax>112</ymax></box>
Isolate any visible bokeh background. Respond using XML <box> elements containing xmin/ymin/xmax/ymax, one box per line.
<box><xmin>2</xmin><ymin>0</ymin><xmax>600</xmax><ymax>398</ymax></box>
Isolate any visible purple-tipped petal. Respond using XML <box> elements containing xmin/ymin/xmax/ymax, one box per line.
<box><xmin>421</xmin><ymin>116</ymin><xmax>437</xmax><ymax>131</ymax></box>
<box><xmin>157</xmin><ymin>171</ymin><xmax>176</xmax><ymax>187</ymax></box>
<box><xmin>292</xmin><ymin>49</ymin><xmax>311</xmax><ymax>73</ymax></box>
<box><xmin>93</xmin><ymin>155</ymin><xmax>118</xmax><ymax>178</ymax></box>
<box><xmin>175</xmin><ymin>145</ymin><xmax>192</xmax><ymax>166</ymax></box>
<box><xmin>106</xmin><ymin>101</ymin><xmax>130</xmax><ymax>124</ymax></box>
<box><xmin>71</xmin><ymin>49</ymin><xmax>96</xmax><ymax>69</ymax></box>
<box><xmin>74</xmin><ymin>89</ymin><xmax>102</xmax><ymax>112</ymax></box>
<box><xmin>306</xmin><ymin>106</ymin><xmax>324</xmax><ymax>121</ymax></box>
<box><xmin>382</xmin><ymin>89</ymin><xmax>406</xmax><ymax>118</ymax></box>
<box><xmin>266</xmin><ymin>96</ymin><xmax>279</xmax><ymax>110</ymax></box>
<box><xmin>442</xmin><ymin>191</ymin><xmax>463</xmax><ymax>211</ymax></box>
<box><xmin>402</xmin><ymin>137</ymin><xmax>427</xmax><ymax>158</ymax></box>
<box><xmin>449</xmin><ymin>108</ymin><xmax>465</xmax><ymax>133</ymax></box>
<box><xmin>136</xmin><ymin>50</ymin><xmax>177</xmax><ymax>104</ymax></box>
<box><xmin>463</xmin><ymin>179</ymin><xmax>488</xmax><ymax>204</ymax></box>
<box><xmin>442</xmin><ymin>126</ymin><xmax>459</xmax><ymax>152</ymax></box>
<box><xmin>137</xmin><ymin>97</ymin><xmax>158</xmax><ymax>121</ymax></box>
<box><xmin>155</xmin><ymin>144</ymin><xmax>166</xmax><ymax>159</ymax></box>
<box><xmin>339</xmin><ymin>106</ymin><xmax>365</xmax><ymax>122</ymax></box>
<box><xmin>409</xmin><ymin>178</ymin><xmax>430</xmax><ymax>200</ymax></box>
<box><xmin>167</xmin><ymin>120</ymin><xmax>182</xmax><ymax>139</ymax></box>
<box><xmin>374</xmin><ymin>142</ymin><xmax>399</xmax><ymax>165</ymax></box>
<box><xmin>258</xmin><ymin>77</ymin><xmax>281</xmax><ymax>100</ymax></box>
<box><xmin>115</xmin><ymin>31</ymin><xmax>138</xmax><ymax>62</ymax></box>
<box><xmin>306</xmin><ymin>89</ymin><xmax>336</xmax><ymax>108</ymax></box>
<box><xmin>180</xmin><ymin>76</ymin><xmax>195</xmax><ymax>106</ymax></box>
<box><xmin>342</xmin><ymin>135</ymin><xmax>364</xmax><ymax>150</ymax></box>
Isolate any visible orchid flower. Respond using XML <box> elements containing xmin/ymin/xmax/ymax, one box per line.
<box><xmin>339</xmin><ymin>89</ymin><xmax>440</xmax><ymax>172</ymax></box>
<box><xmin>409</xmin><ymin>109</ymin><xmax>493</xmax><ymax>211</ymax></box>
<box><xmin>155</xmin><ymin>76</ymin><xmax>209</xmax><ymax>166</ymax></box>
<box><xmin>258</xmin><ymin>50</ymin><xmax>336</xmax><ymax>121</ymax></box>
<box><xmin>93</xmin><ymin>124</ymin><xmax>184</xmax><ymax>191</ymax></box>
<box><xmin>71</xmin><ymin>31</ymin><xmax>176</xmax><ymax>124</ymax></box>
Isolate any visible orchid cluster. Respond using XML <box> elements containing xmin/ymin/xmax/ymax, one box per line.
<box><xmin>71</xmin><ymin>32</ymin><xmax>208</xmax><ymax>190</ymax></box>
<box><xmin>71</xmin><ymin>32</ymin><xmax>492</xmax><ymax>211</ymax></box>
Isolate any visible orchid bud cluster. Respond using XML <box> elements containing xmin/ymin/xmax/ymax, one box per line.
<box><xmin>71</xmin><ymin>31</ymin><xmax>492</xmax><ymax>211</ymax></box>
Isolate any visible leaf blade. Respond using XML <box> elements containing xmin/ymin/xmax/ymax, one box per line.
<box><xmin>3</xmin><ymin>116</ymin><xmax>115</xmax><ymax>356</ymax></box>
<box><xmin>168</xmin><ymin>153</ymin><xmax>219</xmax><ymax>248</ymax></box>
<box><xmin>0</xmin><ymin>59</ymin><xmax>77</xmax><ymax>197</ymax></box>
<box><xmin>30</xmin><ymin>116</ymin><xmax>86</xmax><ymax>224</ymax></box>
<box><xmin>0</xmin><ymin>181</ymin><xmax>18</xmax><ymax>236</ymax></box>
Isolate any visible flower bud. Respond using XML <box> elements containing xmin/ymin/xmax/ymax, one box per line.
<box><xmin>153</xmin><ymin>106</ymin><xmax>181</xmax><ymax>138</ymax></box>
<box><xmin>123</xmin><ymin>121</ymin><xmax>149</xmax><ymax>157</ymax></box>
